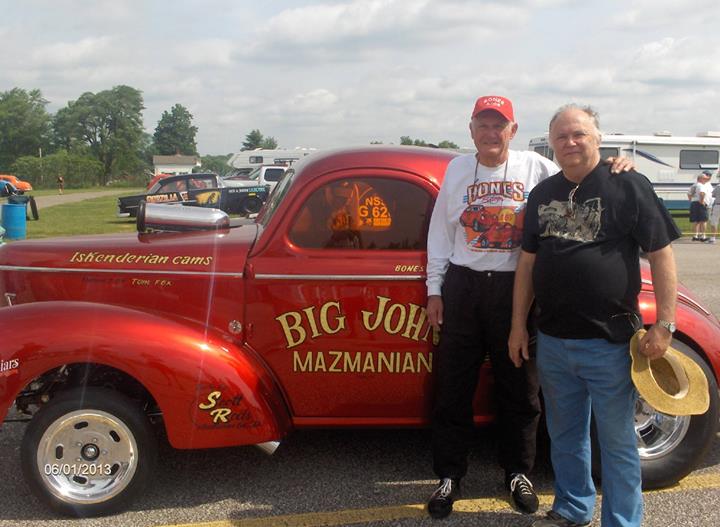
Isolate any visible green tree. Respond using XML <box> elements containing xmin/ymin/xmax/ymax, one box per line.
<box><xmin>242</xmin><ymin>129</ymin><xmax>277</xmax><ymax>150</ymax></box>
<box><xmin>400</xmin><ymin>136</ymin><xmax>428</xmax><ymax>146</ymax></box>
<box><xmin>53</xmin><ymin>85</ymin><xmax>146</xmax><ymax>184</ymax></box>
<box><xmin>12</xmin><ymin>151</ymin><xmax>103</xmax><ymax>189</ymax></box>
<box><xmin>0</xmin><ymin>88</ymin><xmax>52</xmax><ymax>171</ymax></box>
<box><xmin>153</xmin><ymin>103</ymin><xmax>198</xmax><ymax>155</ymax></box>
<box><xmin>197</xmin><ymin>154</ymin><xmax>233</xmax><ymax>177</ymax></box>
<box><xmin>261</xmin><ymin>135</ymin><xmax>278</xmax><ymax>149</ymax></box>
<box><xmin>437</xmin><ymin>140</ymin><xmax>459</xmax><ymax>149</ymax></box>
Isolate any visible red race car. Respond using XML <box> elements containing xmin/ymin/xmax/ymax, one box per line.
<box><xmin>0</xmin><ymin>146</ymin><xmax>718</xmax><ymax>516</ymax></box>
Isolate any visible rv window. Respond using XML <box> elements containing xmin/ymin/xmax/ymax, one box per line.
<box><xmin>599</xmin><ymin>147</ymin><xmax>619</xmax><ymax>159</ymax></box>
<box><xmin>533</xmin><ymin>146</ymin><xmax>554</xmax><ymax>160</ymax></box>
<box><xmin>679</xmin><ymin>150</ymin><xmax>719</xmax><ymax>169</ymax></box>
<box><xmin>249</xmin><ymin>156</ymin><xmax>263</xmax><ymax>164</ymax></box>
<box><xmin>265</xmin><ymin>168</ymin><xmax>285</xmax><ymax>182</ymax></box>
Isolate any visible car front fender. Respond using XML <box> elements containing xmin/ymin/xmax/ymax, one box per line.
<box><xmin>0</xmin><ymin>301</ymin><xmax>291</xmax><ymax>449</ymax></box>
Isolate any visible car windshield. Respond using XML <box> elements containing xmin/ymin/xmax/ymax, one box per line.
<box><xmin>246</xmin><ymin>168</ymin><xmax>261</xmax><ymax>181</ymax></box>
<box><xmin>258</xmin><ymin>169</ymin><xmax>295</xmax><ymax>226</ymax></box>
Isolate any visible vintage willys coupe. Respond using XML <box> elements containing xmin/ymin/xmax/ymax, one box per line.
<box><xmin>0</xmin><ymin>146</ymin><xmax>718</xmax><ymax>516</ymax></box>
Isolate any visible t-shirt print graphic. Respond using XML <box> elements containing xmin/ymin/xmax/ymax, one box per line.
<box><xmin>459</xmin><ymin>201</ymin><xmax>525</xmax><ymax>251</ymax></box>
<box><xmin>538</xmin><ymin>197</ymin><xmax>602</xmax><ymax>242</ymax></box>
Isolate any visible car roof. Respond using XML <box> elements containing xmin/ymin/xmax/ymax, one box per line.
<box><xmin>160</xmin><ymin>172</ymin><xmax>217</xmax><ymax>182</ymax></box>
<box><xmin>289</xmin><ymin>146</ymin><xmax>460</xmax><ymax>189</ymax></box>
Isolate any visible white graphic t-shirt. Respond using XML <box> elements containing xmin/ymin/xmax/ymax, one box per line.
<box><xmin>426</xmin><ymin>151</ymin><xmax>558</xmax><ymax>296</ymax></box>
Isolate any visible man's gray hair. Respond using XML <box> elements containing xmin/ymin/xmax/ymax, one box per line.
<box><xmin>549</xmin><ymin>104</ymin><xmax>600</xmax><ymax>132</ymax></box>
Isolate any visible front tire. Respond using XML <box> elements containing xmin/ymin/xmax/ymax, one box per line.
<box><xmin>21</xmin><ymin>388</ymin><xmax>157</xmax><ymax>517</ymax></box>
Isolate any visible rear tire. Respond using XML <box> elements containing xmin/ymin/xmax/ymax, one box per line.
<box><xmin>21</xmin><ymin>387</ymin><xmax>157</xmax><ymax>517</ymax></box>
<box><xmin>242</xmin><ymin>196</ymin><xmax>262</xmax><ymax>214</ymax></box>
<box><xmin>591</xmin><ymin>340</ymin><xmax>719</xmax><ymax>489</ymax></box>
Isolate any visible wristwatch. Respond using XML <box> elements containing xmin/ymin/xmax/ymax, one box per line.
<box><xmin>657</xmin><ymin>320</ymin><xmax>676</xmax><ymax>334</ymax></box>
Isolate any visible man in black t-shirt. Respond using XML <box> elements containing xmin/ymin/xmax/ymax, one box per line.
<box><xmin>508</xmin><ymin>105</ymin><xmax>680</xmax><ymax>527</ymax></box>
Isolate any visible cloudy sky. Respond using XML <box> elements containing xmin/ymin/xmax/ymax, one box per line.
<box><xmin>2</xmin><ymin>0</ymin><xmax>720</xmax><ymax>155</ymax></box>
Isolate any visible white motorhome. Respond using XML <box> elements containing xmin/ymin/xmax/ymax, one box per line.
<box><xmin>528</xmin><ymin>132</ymin><xmax>720</xmax><ymax>209</ymax></box>
<box><xmin>227</xmin><ymin>148</ymin><xmax>317</xmax><ymax>175</ymax></box>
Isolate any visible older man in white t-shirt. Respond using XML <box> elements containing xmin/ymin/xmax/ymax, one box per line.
<box><xmin>688</xmin><ymin>171</ymin><xmax>713</xmax><ymax>241</ymax></box>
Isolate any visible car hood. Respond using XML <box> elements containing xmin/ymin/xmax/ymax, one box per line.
<box><xmin>0</xmin><ymin>225</ymin><xmax>259</xmax><ymax>308</ymax></box>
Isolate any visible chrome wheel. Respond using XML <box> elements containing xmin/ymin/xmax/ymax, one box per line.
<box><xmin>36</xmin><ymin>409</ymin><xmax>138</xmax><ymax>505</ymax></box>
<box><xmin>635</xmin><ymin>397</ymin><xmax>691</xmax><ymax>460</ymax></box>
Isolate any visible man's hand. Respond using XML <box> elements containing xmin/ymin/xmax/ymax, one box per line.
<box><xmin>427</xmin><ymin>295</ymin><xmax>443</xmax><ymax>332</ymax></box>
<box><xmin>605</xmin><ymin>156</ymin><xmax>635</xmax><ymax>174</ymax></box>
<box><xmin>508</xmin><ymin>325</ymin><xmax>530</xmax><ymax>368</ymax></box>
<box><xmin>638</xmin><ymin>324</ymin><xmax>672</xmax><ymax>360</ymax></box>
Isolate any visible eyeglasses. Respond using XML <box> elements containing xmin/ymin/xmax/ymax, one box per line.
<box><xmin>568</xmin><ymin>184</ymin><xmax>580</xmax><ymax>215</ymax></box>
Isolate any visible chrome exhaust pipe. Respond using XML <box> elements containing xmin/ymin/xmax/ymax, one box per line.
<box><xmin>255</xmin><ymin>441</ymin><xmax>280</xmax><ymax>455</ymax></box>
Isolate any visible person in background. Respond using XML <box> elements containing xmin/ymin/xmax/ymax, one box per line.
<box><xmin>424</xmin><ymin>95</ymin><xmax>633</xmax><ymax>520</ymax></box>
<box><xmin>57</xmin><ymin>175</ymin><xmax>64</xmax><ymax>195</ymax></box>
<box><xmin>707</xmin><ymin>171</ymin><xmax>720</xmax><ymax>244</ymax></box>
<box><xmin>509</xmin><ymin>104</ymin><xmax>680</xmax><ymax>527</ymax></box>
<box><xmin>688</xmin><ymin>171</ymin><xmax>712</xmax><ymax>241</ymax></box>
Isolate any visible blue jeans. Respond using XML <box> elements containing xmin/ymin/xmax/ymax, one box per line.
<box><xmin>537</xmin><ymin>331</ymin><xmax>642</xmax><ymax>527</ymax></box>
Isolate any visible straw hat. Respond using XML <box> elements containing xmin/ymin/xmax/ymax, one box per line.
<box><xmin>630</xmin><ymin>329</ymin><xmax>709</xmax><ymax>416</ymax></box>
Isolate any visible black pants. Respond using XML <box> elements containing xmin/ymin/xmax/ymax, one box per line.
<box><xmin>432</xmin><ymin>263</ymin><xmax>541</xmax><ymax>481</ymax></box>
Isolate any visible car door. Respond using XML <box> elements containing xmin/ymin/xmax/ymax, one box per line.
<box><xmin>245</xmin><ymin>170</ymin><xmax>438</xmax><ymax>424</ymax></box>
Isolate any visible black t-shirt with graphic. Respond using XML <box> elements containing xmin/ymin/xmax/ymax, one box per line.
<box><xmin>522</xmin><ymin>162</ymin><xmax>681</xmax><ymax>342</ymax></box>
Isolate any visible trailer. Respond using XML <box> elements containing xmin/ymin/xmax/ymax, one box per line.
<box><xmin>227</xmin><ymin>148</ymin><xmax>317</xmax><ymax>175</ymax></box>
<box><xmin>528</xmin><ymin>132</ymin><xmax>720</xmax><ymax>210</ymax></box>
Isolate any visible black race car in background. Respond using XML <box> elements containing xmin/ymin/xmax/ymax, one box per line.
<box><xmin>117</xmin><ymin>173</ymin><xmax>268</xmax><ymax>217</ymax></box>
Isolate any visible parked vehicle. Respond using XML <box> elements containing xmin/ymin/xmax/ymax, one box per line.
<box><xmin>117</xmin><ymin>172</ymin><xmax>268</xmax><ymax>217</ymax></box>
<box><xmin>227</xmin><ymin>147</ymin><xmax>316</xmax><ymax>175</ymax></box>
<box><xmin>1</xmin><ymin>181</ymin><xmax>38</xmax><ymax>220</ymax></box>
<box><xmin>529</xmin><ymin>132</ymin><xmax>720</xmax><ymax>210</ymax></box>
<box><xmin>0</xmin><ymin>174</ymin><xmax>33</xmax><ymax>192</ymax></box>
<box><xmin>145</xmin><ymin>172</ymin><xmax>173</xmax><ymax>190</ymax></box>
<box><xmin>0</xmin><ymin>146</ymin><xmax>718</xmax><ymax>517</ymax></box>
<box><xmin>223</xmin><ymin>165</ymin><xmax>288</xmax><ymax>193</ymax></box>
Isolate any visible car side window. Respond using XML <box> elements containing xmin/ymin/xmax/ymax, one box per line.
<box><xmin>189</xmin><ymin>176</ymin><xmax>214</xmax><ymax>189</ymax></box>
<box><xmin>289</xmin><ymin>177</ymin><xmax>432</xmax><ymax>250</ymax></box>
<box><xmin>266</xmin><ymin>168</ymin><xmax>285</xmax><ymax>182</ymax></box>
<box><xmin>159</xmin><ymin>179</ymin><xmax>186</xmax><ymax>193</ymax></box>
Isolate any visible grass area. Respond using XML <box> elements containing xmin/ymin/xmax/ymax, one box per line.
<box><xmin>670</xmin><ymin>211</ymin><xmax>691</xmax><ymax>234</ymax></box>
<box><xmin>25</xmin><ymin>194</ymin><xmax>138</xmax><ymax>239</ymax></box>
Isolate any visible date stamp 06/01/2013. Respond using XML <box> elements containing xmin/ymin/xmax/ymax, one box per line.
<box><xmin>43</xmin><ymin>463</ymin><xmax>115</xmax><ymax>477</ymax></box>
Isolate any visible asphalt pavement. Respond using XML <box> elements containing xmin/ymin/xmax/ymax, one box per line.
<box><xmin>31</xmin><ymin>189</ymin><xmax>130</xmax><ymax>210</ymax></box>
<box><xmin>0</xmin><ymin>231</ymin><xmax>718</xmax><ymax>527</ymax></box>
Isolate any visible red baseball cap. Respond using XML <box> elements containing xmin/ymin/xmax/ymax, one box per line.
<box><xmin>471</xmin><ymin>95</ymin><xmax>514</xmax><ymax>122</ymax></box>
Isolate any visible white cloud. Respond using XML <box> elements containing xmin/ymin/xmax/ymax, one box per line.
<box><xmin>2</xmin><ymin>0</ymin><xmax>720</xmax><ymax>154</ymax></box>
<box><xmin>241</xmin><ymin>0</ymin><xmax>528</xmax><ymax>62</ymax></box>
<box><xmin>30</xmin><ymin>37</ymin><xmax>114</xmax><ymax>67</ymax></box>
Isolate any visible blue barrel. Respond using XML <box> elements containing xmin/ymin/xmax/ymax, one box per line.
<box><xmin>1</xmin><ymin>203</ymin><xmax>27</xmax><ymax>239</ymax></box>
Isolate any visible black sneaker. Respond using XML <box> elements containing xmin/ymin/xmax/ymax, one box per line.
<box><xmin>692</xmin><ymin>236</ymin><xmax>701</xmax><ymax>241</ymax></box>
<box><xmin>427</xmin><ymin>478</ymin><xmax>460</xmax><ymax>519</ymax></box>
<box><xmin>508</xmin><ymin>473</ymin><xmax>539</xmax><ymax>513</ymax></box>
<box><xmin>532</xmin><ymin>510</ymin><xmax>590</xmax><ymax>527</ymax></box>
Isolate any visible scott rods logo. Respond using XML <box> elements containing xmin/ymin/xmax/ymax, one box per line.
<box><xmin>193</xmin><ymin>390</ymin><xmax>261</xmax><ymax>430</ymax></box>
